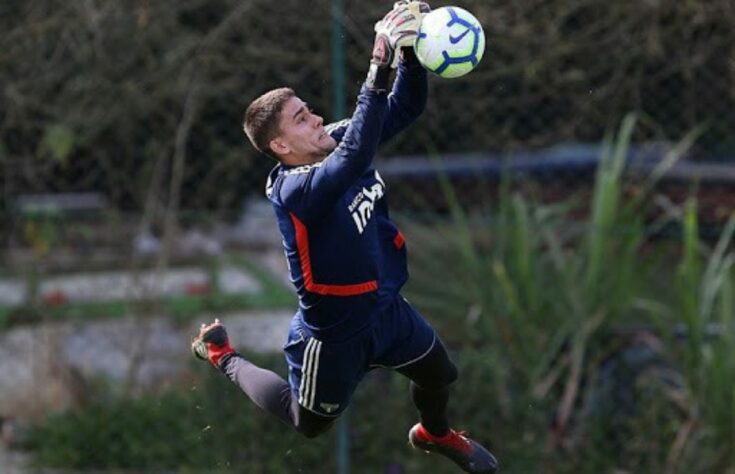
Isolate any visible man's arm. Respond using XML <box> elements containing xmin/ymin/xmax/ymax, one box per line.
<box><xmin>380</xmin><ymin>48</ymin><xmax>428</xmax><ymax>144</ymax></box>
<box><xmin>323</xmin><ymin>49</ymin><xmax>427</xmax><ymax>147</ymax></box>
<box><xmin>279</xmin><ymin>4</ymin><xmax>420</xmax><ymax>221</ymax></box>
<box><xmin>324</xmin><ymin>3</ymin><xmax>430</xmax><ymax>147</ymax></box>
<box><xmin>279</xmin><ymin>86</ymin><xmax>388</xmax><ymax>220</ymax></box>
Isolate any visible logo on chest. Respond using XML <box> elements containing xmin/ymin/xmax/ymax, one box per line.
<box><xmin>348</xmin><ymin>171</ymin><xmax>386</xmax><ymax>234</ymax></box>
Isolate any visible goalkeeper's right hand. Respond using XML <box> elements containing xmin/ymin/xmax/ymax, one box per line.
<box><xmin>371</xmin><ymin>3</ymin><xmax>426</xmax><ymax>68</ymax></box>
<box><xmin>367</xmin><ymin>2</ymin><xmax>427</xmax><ymax>90</ymax></box>
<box><xmin>392</xmin><ymin>0</ymin><xmax>432</xmax><ymax>48</ymax></box>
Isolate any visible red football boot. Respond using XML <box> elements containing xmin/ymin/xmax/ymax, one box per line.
<box><xmin>409</xmin><ymin>423</ymin><xmax>498</xmax><ymax>473</ymax></box>
<box><xmin>191</xmin><ymin>319</ymin><xmax>235</xmax><ymax>368</ymax></box>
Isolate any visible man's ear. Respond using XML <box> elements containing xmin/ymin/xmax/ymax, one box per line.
<box><xmin>269</xmin><ymin>137</ymin><xmax>289</xmax><ymax>156</ymax></box>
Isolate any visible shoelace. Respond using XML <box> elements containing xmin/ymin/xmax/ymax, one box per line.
<box><xmin>455</xmin><ymin>431</ymin><xmax>471</xmax><ymax>446</ymax></box>
<box><xmin>440</xmin><ymin>429</ymin><xmax>472</xmax><ymax>454</ymax></box>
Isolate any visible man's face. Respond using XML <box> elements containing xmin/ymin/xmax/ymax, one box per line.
<box><xmin>271</xmin><ymin>97</ymin><xmax>337</xmax><ymax>163</ymax></box>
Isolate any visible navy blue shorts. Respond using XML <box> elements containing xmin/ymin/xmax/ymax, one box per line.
<box><xmin>283</xmin><ymin>295</ymin><xmax>436</xmax><ymax>417</ymax></box>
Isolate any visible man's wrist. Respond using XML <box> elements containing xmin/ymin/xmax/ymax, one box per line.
<box><xmin>400</xmin><ymin>47</ymin><xmax>421</xmax><ymax>66</ymax></box>
<box><xmin>366</xmin><ymin>63</ymin><xmax>391</xmax><ymax>92</ymax></box>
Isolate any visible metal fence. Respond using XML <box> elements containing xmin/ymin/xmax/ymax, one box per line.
<box><xmin>2</xmin><ymin>0</ymin><xmax>734</xmax><ymax>211</ymax></box>
<box><xmin>1</xmin><ymin>0</ymin><xmax>733</xmax><ymax>269</ymax></box>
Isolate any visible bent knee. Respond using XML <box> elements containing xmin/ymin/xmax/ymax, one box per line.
<box><xmin>434</xmin><ymin>360</ymin><xmax>458</xmax><ymax>388</ymax></box>
<box><xmin>445</xmin><ymin>361</ymin><xmax>459</xmax><ymax>386</ymax></box>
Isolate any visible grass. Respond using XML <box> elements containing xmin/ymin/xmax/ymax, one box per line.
<box><xmin>401</xmin><ymin>114</ymin><xmax>734</xmax><ymax>472</ymax></box>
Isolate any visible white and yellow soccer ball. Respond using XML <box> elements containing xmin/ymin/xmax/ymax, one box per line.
<box><xmin>414</xmin><ymin>6</ymin><xmax>485</xmax><ymax>79</ymax></box>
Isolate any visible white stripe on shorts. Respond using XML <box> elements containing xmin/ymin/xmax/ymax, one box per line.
<box><xmin>298</xmin><ymin>339</ymin><xmax>315</xmax><ymax>406</ymax></box>
<box><xmin>298</xmin><ymin>338</ymin><xmax>322</xmax><ymax>410</ymax></box>
<box><xmin>309</xmin><ymin>340</ymin><xmax>322</xmax><ymax>409</ymax></box>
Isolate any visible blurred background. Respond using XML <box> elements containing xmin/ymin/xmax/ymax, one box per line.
<box><xmin>0</xmin><ymin>0</ymin><xmax>733</xmax><ymax>473</ymax></box>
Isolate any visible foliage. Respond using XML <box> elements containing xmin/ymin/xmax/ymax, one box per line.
<box><xmin>401</xmin><ymin>117</ymin><xmax>733</xmax><ymax>472</ymax></box>
<box><xmin>28</xmin><ymin>356</ymin><xmax>333</xmax><ymax>473</ymax></box>
<box><xmin>2</xmin><ymin>0</ymin><xmax>734</xmax><ymax>213</ymax></box>
<box><xmin>26</xmin><ymin>119</ymin><xmax>735</xmax><ymax>472</ymax></box>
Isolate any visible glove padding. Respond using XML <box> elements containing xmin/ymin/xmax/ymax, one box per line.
<box><xmin>372</xmin><ymin>1</ymin><xmax>431</xmax><ymax>69</ymax></box>
<box><xmin>392</xmin><ymin>0</ymin><xmax>431</xmax><ymax>19</ymax></box>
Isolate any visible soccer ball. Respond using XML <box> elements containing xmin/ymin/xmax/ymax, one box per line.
<box><xmin>414</xmin><ymin>6</ymin><xmax>485</xmax><ymax>79</ymax></box>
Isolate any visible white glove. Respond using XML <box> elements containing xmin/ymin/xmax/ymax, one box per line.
<box><xmin>373</xmin><ymin>1</ymin><xmax>430</xmax><ymax>68</ymax></box>
<box><xmin>392</xmin><ymin>0</ymin><xmax>431</xmax><ymax>18</ymax></box>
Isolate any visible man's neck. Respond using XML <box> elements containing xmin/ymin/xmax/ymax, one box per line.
<box><xmin>281</xmin><ymin>154</ymin><xmax>326</xmax><ymax>167</ymax></box>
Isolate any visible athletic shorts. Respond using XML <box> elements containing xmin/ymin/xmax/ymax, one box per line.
<box><xmin>282</xmin><ymin>294</ymin><xmax>436</xmax><ymax>417</ymax></box>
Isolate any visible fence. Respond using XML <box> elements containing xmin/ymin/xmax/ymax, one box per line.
<box><xmin>2</xmin><ymin>0</ymin><xmax>734</xmax><ymax>213</ymax></box>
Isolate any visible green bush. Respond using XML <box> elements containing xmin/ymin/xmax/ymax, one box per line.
<box><xmin>29</xmin><ymin>356</ymin><xmax>334</xmax><ymax>473</ymax></box>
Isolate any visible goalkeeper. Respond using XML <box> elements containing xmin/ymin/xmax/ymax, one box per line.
<box><xmin>192</xmin><ymin>2</ymin><xmax>497</xmax><ymax>473</ymax></box>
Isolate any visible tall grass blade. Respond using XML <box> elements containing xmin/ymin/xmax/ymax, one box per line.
<box><xmin>510</xmin><ymin>194</ymin><xmax>537</xmax><ymax>314</ymax></box>
<box><xmin>677</xmin><ymin>198</ymin><xmax>702</xmax><ymax>365</ymax></box>
<box><xmin>628</xmin><ymin>125</ymin><xmax>705</xmax><ymax>209</ymax></box>
<box><xmin>700</xmin><ymin>216</ymin><xmax>735</xmax><ymax>319</ymax></box>
<box><xmin>586</xmin><ymin>114</ymin><xmax>636</xmax><ymax>294</ymax></box>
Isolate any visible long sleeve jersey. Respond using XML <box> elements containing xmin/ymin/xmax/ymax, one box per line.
<box><xmin>265</xmin><ymin>58</ymin><xmax>427</xmax><ymax>340</ymax></box>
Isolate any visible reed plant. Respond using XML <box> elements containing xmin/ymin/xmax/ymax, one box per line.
<box><xmin>403</xmin><ymin>115</ymin><xmax>733</xmax><ymax>472</ymax></box>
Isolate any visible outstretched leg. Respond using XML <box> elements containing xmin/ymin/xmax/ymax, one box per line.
<box><xmin>397</xmin><ymin>338</ymin><xmax>498</xmax><ymax>474</ymax></box>
<box><xmin>192</xmin><ymin>320</ymin><xmax>334</xmax><ymax>438</ymax></box>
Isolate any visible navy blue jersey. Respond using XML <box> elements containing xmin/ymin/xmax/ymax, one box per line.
<box><xmin>266</xmin><ymin>59</ymin><xmax>427</xmax><ymax>339</ymax></box>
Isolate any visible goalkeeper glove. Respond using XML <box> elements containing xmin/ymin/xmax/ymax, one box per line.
<box><xmin>367</xmin><ymin>2</ymin><xmax>430</xmax><ymax>90</ymax></box>
<box><xmin>392</xmin><ymin>1</ymin><xmax>431</xmax><ymax>67</ymax></box>
<box><xmin>373</xmin><ymin>2</ymin><xmax>430</xmax><ymax>67</ymax></box>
